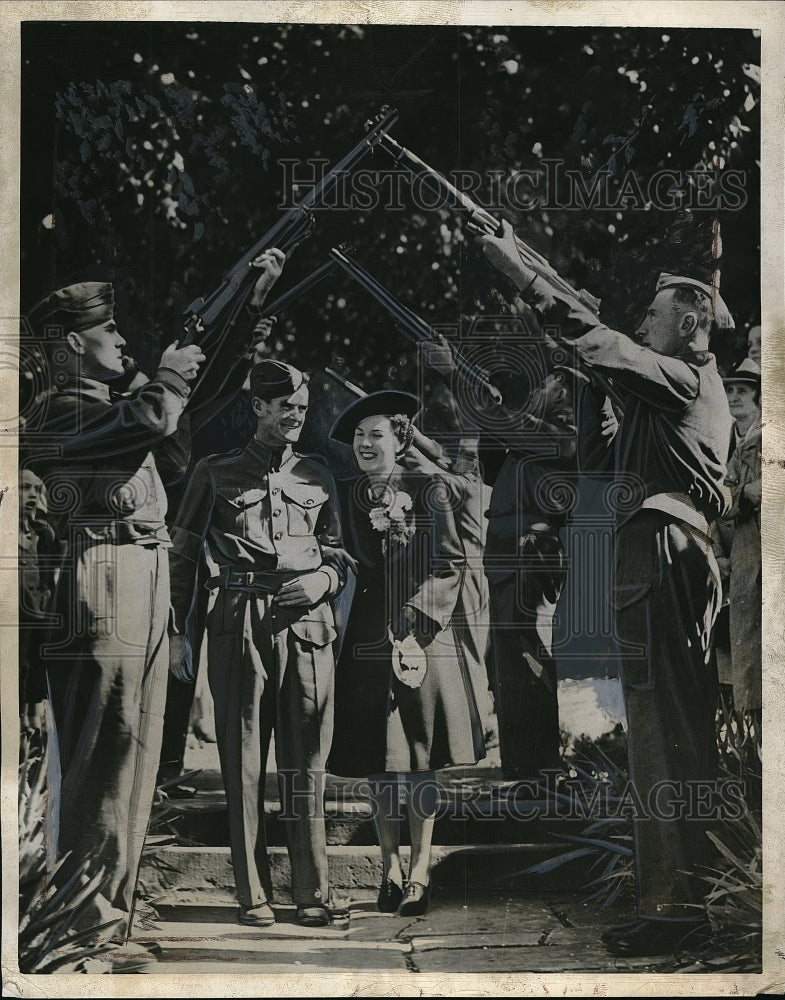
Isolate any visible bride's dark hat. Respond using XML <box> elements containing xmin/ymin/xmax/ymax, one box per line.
<box><xmin>329</xmin><ymin>390</ymin><xmax>421</xmax><ymax>445</ymax></box>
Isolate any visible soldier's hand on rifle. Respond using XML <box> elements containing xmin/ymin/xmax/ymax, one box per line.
<box><xmin>426</xmin><ymin>333</ymin><xmax>456</xmax><ymax>378</ymax></box>
<box><xmin>476</xmin><ymin>218</ymin><xmax>536</xmax><ymax>293</ymax></box>
<box><xmin>160</xmin><ymin>341</ymin><xmax>207</xmax><ymax>382</ymax></box>
<box><xmin>249</xmin><ymin>248</ymin><xmax>286</xmax><ymax>308</ymax></box>
<box><xmin>274</xmin><ymin>570</ymin><xmax>331</xmax><ymax>608</ymax></box>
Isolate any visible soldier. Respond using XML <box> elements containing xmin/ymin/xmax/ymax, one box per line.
<box><xmin>23</xmin><ymin>281</ymin><xmax>206</xmax><ymax>937</ymax></box>
<box><xmin>478</xmin><ymin>220</ymin><xmax>733</xmax><ymax>957</ymax></box>
<box><xmin>168</xmin><ymin>360</ymin><xmax>345</xmax><ymax>929</ymax></box>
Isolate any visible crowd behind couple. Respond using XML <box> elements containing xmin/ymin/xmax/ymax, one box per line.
<box><xmin>18</xmin><ymin>220</ymin><xmax>762</xmax><ymax>959</ymax></box>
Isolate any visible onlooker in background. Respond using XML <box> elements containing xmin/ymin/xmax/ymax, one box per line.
<box><xmin>479</xmin><ymin>362</ymin><xmax>578</xmax><ymax>781</ymax></box>
<box><xmin>18</xmin><ymin>468</ymin><xmax>60</xmax><ymax>734</ymax></box>
<box><xmin>747</xmin><ymin>324</ymin><xmax>761</xmax><ymax>365</ymax></box>
<box><xmin>711</xmin><ymin>358</ymin><xmax>762</xmax><ymax>751</ymax></box>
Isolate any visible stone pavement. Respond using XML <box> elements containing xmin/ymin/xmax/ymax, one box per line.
<box><xmin>119</xmin><ymin>887</ymin><xmax>692</xmax><ymax>977</ymax></box>
<box><xmin>122</xmin><ymin>736</ymin><xmax>716</xmax><ymax>979</ymax></box>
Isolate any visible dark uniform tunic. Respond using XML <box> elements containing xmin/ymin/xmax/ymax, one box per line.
<box><xmin>168</xmin><ymin>439</ymin><xmax>343</xmax><ymax>909</ymax></box>
<box><xmin>328</xmin><ymin>468</ymin><xmax>485</xmax><ymax>777</ymax></box>
<box><xmin>522</xmin><ymin>280</ymin><xmax>732</xmax><ymax>920</ymax></box>
<box><xmin>27</xmin><ymin>370</ymin><xmax>191</xmax><ymax>928</ymax></box>
<box><xmin>483</xmin><ymin>403</ymin><xmax>576</xmax><ymax>779</ymax></box>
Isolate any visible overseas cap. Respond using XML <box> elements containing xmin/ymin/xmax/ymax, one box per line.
<box><xmin>656</xmin><ymin>272</ymin><xmax>734</xmax><ymax>331</ymax></box>
<box><xmin>27</xmin><ymin>282</ymin><xmax>115</xmax><ymax>337</ymax></box>
<box><xmin>249</xmin><ymin>360</ymin><xmax>308</xmax><ymax>401</ymax></box>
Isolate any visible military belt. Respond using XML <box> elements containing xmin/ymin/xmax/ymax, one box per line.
<box><xmin>208</xmin><ymin>568</ymin><xmax>298</xmax><ymax>593</ymax></box>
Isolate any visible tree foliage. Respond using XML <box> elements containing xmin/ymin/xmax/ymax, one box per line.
<box><xmin>22</xmin><ymin>22</ymin><xmax>760</xmax><ymax>398</ymax></box>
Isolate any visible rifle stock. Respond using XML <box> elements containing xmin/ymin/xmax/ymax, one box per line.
<box><xmin>180</xmin><ymin>107</ymin><xmax>399</xmax><ymax>350</ymax></box>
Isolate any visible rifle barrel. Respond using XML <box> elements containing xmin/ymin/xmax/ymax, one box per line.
<box><xmin>260</xmin><ymin>258</ymin><xmax>344</xmax><ymax>318</ymax></box>
<box><xmin>328</xmin><ymin>247</ymin><xmax>500</xmax><ymax>402</ymax></box>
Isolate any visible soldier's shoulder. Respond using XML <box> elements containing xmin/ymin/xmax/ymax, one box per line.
<box><xmin>204</xmin><ymin>447</ymin><xmax>244</xmax><ymax>466</ymax></box>
<box><xmin>292</xmin><ymin>450</ymin><xmax>336</xmax><ymax>481</ymax></box>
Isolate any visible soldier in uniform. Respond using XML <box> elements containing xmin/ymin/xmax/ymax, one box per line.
<box><xmin>478</xmin><ymin>220</ymin><xmax>733</xmax><ymax>956</ymax></box>
<box><xmin>23</xmin><ymin>281</ymin><xmax>206</xmax><ymax>936</ymax></box>
<box><xmin>168</xmin><ymin>360</ymin><xmax>345</xmax><ymax>929</ymax></box>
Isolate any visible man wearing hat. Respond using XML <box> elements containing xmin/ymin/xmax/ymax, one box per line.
<box><xmin>168</xmin><ymin>359</ymin><xmax>345</xmax><ymax>929</ymax></box>
<box><xmin>477</xmin><ymin>220</ymin><xmax>734</xmax><ymax>956</ymax></box>
<box><xmin>712</xmin><ymin>358</ymin><xmax>762</xmax><ymax>745</ymax></box>
<box><xmin>21</xmin><ymin>280</ymin><xmax>206</xmax><ymax>936</ymax></box>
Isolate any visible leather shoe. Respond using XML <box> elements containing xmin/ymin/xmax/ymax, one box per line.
<box><xmin>377</xmin><ymin>878</ymin><xmax>404</xmax><ymax>913</ymax></box>
<box><xmin>603</xmin><ymin>917</ymin><xmax>711</xmax><ymax>956</ymax></box>
<box><xmin>397</xmin><ymin>881</ymin><xmax>431</xmax><ymax>917</ymax></box>
<box><xmin>237</xmin><ymin>902</ymin><xmax>276</xmax><ymax>927</ymax></box>
<box><xmin>296</xmin><ymin>904</ymin><xmax>331</xmax><ymax>927</ymax></box>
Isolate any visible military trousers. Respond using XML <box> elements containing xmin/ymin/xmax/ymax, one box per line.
<box><xmin>613</xmin><ymin>511</ymin><xmax>720</xmax><ymax>920</ymax></box>
<box><xmin>206</xmin><ymin>587</ymin><xmax>335</xmax><ymax>908</ymax></box>
<box><xmin>45</xmin><ymin>538</ymin><xmax>170</xmax><ymax>928</ymax></box>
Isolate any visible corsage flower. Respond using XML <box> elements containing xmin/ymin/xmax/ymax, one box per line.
<box><xmin>369</xmin><ymin>488</ymin><xmax>415</xmax><ymax>549</ymax></box>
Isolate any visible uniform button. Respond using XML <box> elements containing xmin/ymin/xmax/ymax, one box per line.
<box><xmin>272</xmin><ymin>488</ymin><xmax>279</xmax><ymax>495</ymax></box>
<box><xmin>314</xmin><ymin>889</ymin><xmax>322</xmax><ymax>899</ymax></box>
<box><xmin>273</xmin><ymin>509</ymin><xmax>281</xmax><ymax>516</ymax></box>
<box><xmin>274</xmin><ymin>532</ymin><xmax>282</xmax><ymax>541</ymax></box>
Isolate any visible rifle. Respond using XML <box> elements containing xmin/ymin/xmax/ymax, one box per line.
<box><xmin>323</xmin><ymin>367</ymin><xmax>451</xmax><ymax>471</ymax></box>
<box><xmin>259</xmin><ymin>247</ymin><xmax>355</xmax><ymax>319</ymax></box>
<box><xmin>327</xmin><ymin>245</ymin><xmax>504</xmax><ymax>406</ymax></box>
<box><xmin>373</xmin><ymin>130</ymin><xmax>601</xmax><ymax>318</ymax></box>
<box><xmin>181</xmin><ymin>108</ymin><xmax>398</xmax><ymax>351</ymax></box>
<box><xmin>371</xmin><ymin>130</ymin><xmax>624</xmax><ymax>407</ymax></box>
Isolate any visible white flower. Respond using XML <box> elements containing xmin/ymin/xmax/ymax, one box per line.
<box><xmin>369</xmin><ymin>488</ymin><xmax>415</xmax><ymax>547</ymax></box>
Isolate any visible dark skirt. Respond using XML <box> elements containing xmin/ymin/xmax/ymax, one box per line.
<box><xmin>328</xmin><ymin>566</ymin><xmax>485</xmax><ymax>777</ymax></box>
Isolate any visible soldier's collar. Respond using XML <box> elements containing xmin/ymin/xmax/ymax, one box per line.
<box><xmin>247</xmin><ymin>437</ymin><xmax>294</xmax><ymax>472</ymax></box>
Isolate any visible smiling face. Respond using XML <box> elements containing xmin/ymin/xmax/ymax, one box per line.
<box><xmin>352</xmin><ymin>414</ymin><xmax>401</xmax><ymax>478</ymax></box>
<box><xmin>67</xmin><ymin>320</ymin><xmax>126</xmax><ymax>378</ymax></box>
<box><xmin>252</xmin><ymin>383</ymin><xmax>310</xmax><ymax>447</ymax></box>
<box><xmin>634</xmin><ymin>288</ymin><xmax>697</xmax><ymax>356</ymax></box>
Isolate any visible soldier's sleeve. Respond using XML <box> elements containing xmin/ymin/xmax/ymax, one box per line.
<box><xmin>575</xmin><ymin>383</ymin><xmax>616</xmax><ymax>474</ymax></box>
<box><xmin>518</xmin><ymin>274</ymin><xmax>700</xmax><ymax>410</ymax></box>
<box><xmin>404</xmin><ymin>474</ymin><xmax>466</xmax><ymax>635</ymax></box>
<box><xmin>39</xmin><ymin>369</ymin><xmax>192</xmax><ymax>458</ymax></box>
<box><xmin>153</xmin><ymin>413</ymin><xmax>192</xmax><ymax>485</ymax></box>
<box><xmin>313</xmin><ymin>465</ymin><xmax>346</xmax><ymax>598</ymax></box>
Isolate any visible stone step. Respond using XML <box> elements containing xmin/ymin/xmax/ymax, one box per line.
<box><xmin>157</xmin><ymin>753</ymin><xmax>591</xmax><ymax>849</ymax></box>
<box><xmin>138</xmin><ymin>842</ymin><xmax>594</xmax><ymax>907</ymax></box>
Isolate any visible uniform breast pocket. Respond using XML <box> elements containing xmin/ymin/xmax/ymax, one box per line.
<box><xmin>281</xmin><ymin>484</ymin><xmax>328</xmax><ymax>536</ymax></box>
<box><xmin>215</xmin><ymin>486</ymin><xmax>267</xmax><ymax>532</ymax></box>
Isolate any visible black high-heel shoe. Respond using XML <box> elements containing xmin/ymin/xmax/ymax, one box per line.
<box><xmin>377</xmin><ymin>878</ymin><xmax>404</xmax><ymax>913</ymax></box>
<box><xmin>397</xmin><ymin>881</ymin><xmax>431</xmax><ymax>917</ymax></box>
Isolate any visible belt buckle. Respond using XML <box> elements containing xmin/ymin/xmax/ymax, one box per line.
<box><xmin>245</xmin><ymin>571</ymin><xmax>254</xmax><ymax>588</ymax></box>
